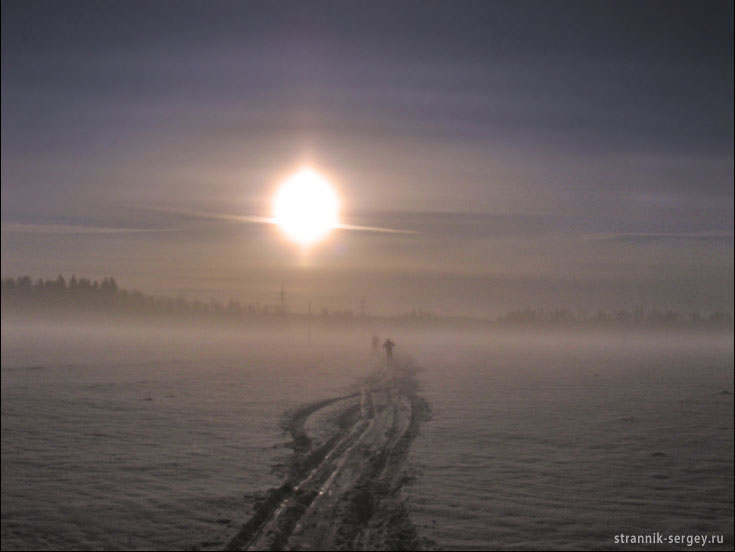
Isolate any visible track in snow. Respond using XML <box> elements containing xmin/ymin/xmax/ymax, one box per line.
<box><xmin>225</xmin><ymin>359</ymin><xmax>431</xmax><ymax>551</ymax></box>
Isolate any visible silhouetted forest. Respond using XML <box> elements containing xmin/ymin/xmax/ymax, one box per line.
<box><xmin>1</xmin><ymin>275</ymin><xmax>732</xmax><ymax>330</ymax></box>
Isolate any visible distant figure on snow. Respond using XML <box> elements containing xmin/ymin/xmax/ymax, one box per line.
<box><xmin>372</xmin><ymin>335</ymin><xmax>380</xmax><ymax>351</ymax></box>
<box><xmin>383</xmin><ymin>338</ymin><xmax>395</xmax><ymax>363</ymax></box>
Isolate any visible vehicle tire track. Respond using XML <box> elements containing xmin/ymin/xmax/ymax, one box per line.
<box><xmin>224</xmin><ymin>360</ymin><xmax>429</xmax><ymax>551</ymax></box>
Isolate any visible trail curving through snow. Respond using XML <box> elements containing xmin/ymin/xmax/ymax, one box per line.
<box><xmin>224</xmin><ymin>358</ymin><xmax>431</xmax><ymax>551</ymax></box>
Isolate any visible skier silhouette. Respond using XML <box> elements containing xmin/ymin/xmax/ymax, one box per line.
<box><xmin>383</xmin><ymin>338</ymin><xmax>395</xmax><ymax>364</ymax></box>
<box><xmin>372</xmin><ymin>335</ymin><xmax>380</xmax><ymax>351</ymax></box>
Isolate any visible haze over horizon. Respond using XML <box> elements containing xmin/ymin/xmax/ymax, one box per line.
<box><xmin>2</xmin><ymin>0</ymin><xmax>733</xmax><ymax>317</ymax></box>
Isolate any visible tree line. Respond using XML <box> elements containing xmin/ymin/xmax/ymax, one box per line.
<box><xmin>1</xmin><ymin>275</ymin><xmax>732</xmax><ymax>329</ymax></box>
<box><xmin>495</xmin><ymin>306</ymin><xmax>732</xmax><ymax>329</ymax></box>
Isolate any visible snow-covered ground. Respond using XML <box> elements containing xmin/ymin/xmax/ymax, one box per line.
<box><xmin>1</xmin><ymin>322</ymin><xmax>370</xmax><ymax>551</ymax></box>
<box><xmin>403</xmin><ymin>331</ymin><xmax>734</xmax><ymax>550</ymax></box>
<box><xmin>2</xmin><ymin>323</ymin><xmax>733</xmax><ymax>551</ymax></box>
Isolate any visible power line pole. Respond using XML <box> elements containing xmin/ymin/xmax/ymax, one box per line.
<box><xmin>279</xmin><ymin>283</ymin><xmax>286</xmax><ymax>314</ymax></box>
<box><xmin>307</xmin><ymin>299</ymin><xmax>312</xmax><ymax>345</ymax></box>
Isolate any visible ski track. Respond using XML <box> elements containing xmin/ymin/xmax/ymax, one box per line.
<box><xmin>224</xmin><ymin>360</ymin><xmax>430</xmax><ymax>551</ymax></box>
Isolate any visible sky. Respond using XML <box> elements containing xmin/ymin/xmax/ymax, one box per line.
<box><xmin>1</xmin><ymin>0</ymin><xmax>733</xmax><ymax>317</ymax></box>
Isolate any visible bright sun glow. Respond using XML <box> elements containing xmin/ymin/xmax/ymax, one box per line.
<box><xmin>273</xmin><ymin>169</ymin><xmax>339</xmax><ymax>245</ymax></box>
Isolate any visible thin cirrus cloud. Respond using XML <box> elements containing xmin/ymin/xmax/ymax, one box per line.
<box><xmin>582</xmin><ymin>231</ymin><xmax>734</xmax><ymax>243</ymax></box>
<box><xmin>143</xmin><ymin>206</ymin><xmax>418</xmax><ymax>235</ymax></box>
<box><xmin>1</xmin><ymin>222</ymin><xmax>174</xmax><ymax>235</ymax></box>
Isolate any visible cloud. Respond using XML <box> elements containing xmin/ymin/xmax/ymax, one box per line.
<box><xmin>145</xmin><ymin>206</ymin><xmax>417</xmax><ymax>235</ymax></box>
<box><xmin>582</xmin><ymin>230</ymin><xmax>734</xmax><ymax>243</ymax></box>
<box><xmin>1</xmin><ymin>222</ymin><xmax>172</xmax><ymax>235</ymax></box>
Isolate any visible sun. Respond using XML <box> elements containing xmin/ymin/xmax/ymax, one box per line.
<box><xmin>273</xmin><ymin>169</ymin><xmax>339</xmax><ymax>245</ymax></box>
